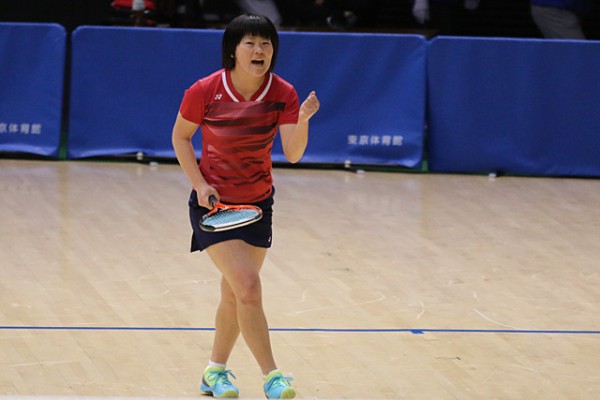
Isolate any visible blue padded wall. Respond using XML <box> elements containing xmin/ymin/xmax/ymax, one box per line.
<box><xmin>427</xmin><ymin>37</ymin><xmax>600</xmax><ymax>177</ymax></box>
<box><xmin>67</xmin><ymin>27</ymin><xmax>427</xmax><ymax>167</ymax></box>
<box><xmin>0</xmin><ymin>23</ymin><xmax>66</xmax><ymax>157</ymax></box>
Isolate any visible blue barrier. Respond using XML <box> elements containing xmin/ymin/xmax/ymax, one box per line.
<box><xmin>7</xmin><ymin>25</ymin><xmax>598</xmax><ymax>176</ymax></box>
<box><xmin>0</xmin><ymin>23</ymin><xmax>66</xmax><ymax>157</ymax></box>
<box><xmin>427</xmin><ymin>37</ymin><xmax>600</xmax><ymax>177</ymax></box>
<box><xmin>67</xmin><ymin>27</ymin><xmax>222</xmax><ymax>159</ymax></box>
<box><xmin>67</xmin><ymin>27</ymin><xmax>427</xmax><ymax>167</ymax></box>
<box><xmin>274</xmin><ymin>32</ymin><xmax>426</xmax><ymax>167</ymax></box>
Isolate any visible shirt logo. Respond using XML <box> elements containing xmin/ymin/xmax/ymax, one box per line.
<box><xmin>214</xmin><ymin>94</ymin><xmax>223</xmax><ymax>100</ymax></box>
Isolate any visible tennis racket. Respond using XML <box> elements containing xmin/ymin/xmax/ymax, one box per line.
<box><xmin>199</xmin><ymin>195</ymin><xmax>263</xmax><ymax>232</ymax></box>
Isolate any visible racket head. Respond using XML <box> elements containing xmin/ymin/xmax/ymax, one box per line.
<box><xmin>200</xmin><ymin>202</ymin><xmax>263</xmax><ymax>232</ymax></box>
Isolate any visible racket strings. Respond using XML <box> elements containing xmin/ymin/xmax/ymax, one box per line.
<box><xmin>204</xmin><ymin>208</ymin><xmax>260</xmax><ymax>227</ymax></box>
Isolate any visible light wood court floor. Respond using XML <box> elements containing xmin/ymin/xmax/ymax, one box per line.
<box><xmin>1</xmin><ymin>159</ymin><xmax>599</xmax><ymax>399</ymax></box>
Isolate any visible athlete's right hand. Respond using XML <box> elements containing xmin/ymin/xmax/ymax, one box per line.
<box><xmin>197</xmin><ymin>185</ymin><xmax>219</xmax><ymax>209</ymax></box>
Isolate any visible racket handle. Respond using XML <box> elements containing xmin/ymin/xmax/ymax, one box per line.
<box><xmin>208</xmin><ymin>195</ymin><xmax>218</xmax><ymax>208</ymax></box>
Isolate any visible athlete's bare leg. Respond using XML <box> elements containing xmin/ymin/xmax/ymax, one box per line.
<box><xmin>206</xmin><ymin>239</ymin><xmax>277</xmax><ymax>374</ymax></box>
<box><xmin>208</xmin><ymin>276</ymin><xmax>241</xmax><ymax>364</ymax></box>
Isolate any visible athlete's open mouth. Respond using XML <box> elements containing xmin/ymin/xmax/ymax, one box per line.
<box><xmin>251</xmin><ymin>60</ymin><xmax>265</xmax><ymax>66</ymax></box>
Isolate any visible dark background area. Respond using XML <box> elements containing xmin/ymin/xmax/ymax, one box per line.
<box><xmin>0</xmin><ymin>0</ymin><xmax>598</xmax><ymax>38</ymax></box>
<box><xmin>0</xmin><ymin>0</ymin><xmax>112</xmax><ymax>32</ymax></box>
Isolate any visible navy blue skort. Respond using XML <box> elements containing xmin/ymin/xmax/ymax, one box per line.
<box><xmin>188</xmin><ymin>189</ymin><xmax>274</xmax><ymax>252</ymax></box>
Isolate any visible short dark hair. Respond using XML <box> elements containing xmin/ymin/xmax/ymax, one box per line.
<box><xmin>222</xmin><ymin>14</ymin><xmax>279</xmax><ymax>71</ymax></box>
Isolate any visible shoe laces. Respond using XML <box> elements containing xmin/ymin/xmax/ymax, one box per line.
<box><xmin>208</xmin><ymin>369</ymin><xmax>236</xmax><ymax>387</ymax></box>
<box><xmin>265</xmin><ymin>374</ymin><xmax>293</xmax><ymax>392</ymax></box>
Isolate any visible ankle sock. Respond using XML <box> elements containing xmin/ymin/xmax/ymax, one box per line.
<box><xmin>208</xmin><ymin>360</ymin><xmax>227</xmax><ymax>369</ymax></box>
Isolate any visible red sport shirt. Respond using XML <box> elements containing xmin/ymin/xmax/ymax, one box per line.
<box><xmin>179</xmin><ymin>69</ymin><xmax>300</xmax><ymax>204</ymax></box>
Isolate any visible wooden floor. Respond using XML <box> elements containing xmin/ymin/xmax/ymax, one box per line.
<box><xmin>1</xmin><ymin>159</ymin><xmax>599</xmax><ymax>399</ymax></box>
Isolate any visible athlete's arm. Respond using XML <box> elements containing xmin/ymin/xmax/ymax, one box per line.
<box><xmin>279</xmin><ymin>91</ymin><xmax>320</xmax><ymax>163</ymax></box>
<box><xmin>172</xmin><ymin>112</ymin><xmax>218</xmax><ymax>208</ymax></box>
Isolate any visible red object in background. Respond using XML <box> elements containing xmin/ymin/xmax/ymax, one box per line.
<box><xmin>111</xmin><ymin>0</ymin><xmax>157</xmax><ymax>11</ymax></box>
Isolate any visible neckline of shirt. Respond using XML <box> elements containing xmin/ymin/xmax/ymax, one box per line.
<box><xmin>222</xmin><ymin>70</ymin><xmax>273</xmax><ymax>103</ymax></box>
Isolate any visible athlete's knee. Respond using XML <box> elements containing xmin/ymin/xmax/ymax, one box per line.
<box><xmin>234</xmin><ymin>274</ymin><xmax>262</xmax><ymax>306</ymax></box>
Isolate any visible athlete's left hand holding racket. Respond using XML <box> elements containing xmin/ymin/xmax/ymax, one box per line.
<box><xmin>199</xmin><ymin>195</ymin><xmax>263</xmax><ymax>232</ymax></box>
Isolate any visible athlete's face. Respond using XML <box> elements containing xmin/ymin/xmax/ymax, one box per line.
<box><xmin>234</xmin><ymin>34</ymin><xmax>273</xmax><ymax>77</ymax></box>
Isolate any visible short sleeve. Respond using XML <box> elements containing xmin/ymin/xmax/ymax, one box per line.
<box><xmin>179</xmin><ymin>80</ymin><xmax>205</xmax><ymax>124</ymax></box>
<box><xmin>279</xmin><ymin>87</ymin><xmax>300</xmax><ymax>125</ymax></box>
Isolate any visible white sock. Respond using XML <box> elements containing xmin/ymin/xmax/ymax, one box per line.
<box><xmin>208</xmin><ymin>360</ymin><xmax>226</xmax><ymax>369</ymax></box>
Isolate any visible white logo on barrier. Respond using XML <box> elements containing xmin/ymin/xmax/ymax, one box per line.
<box><xmin>347</xmin><ymin>134</ymin><xmax>403</xmax><ymax>147</ymax></box>
<box><xmin>0</xmin><ymin>122</ymin><xmax>43</xmax><ymax>135</ymax></box>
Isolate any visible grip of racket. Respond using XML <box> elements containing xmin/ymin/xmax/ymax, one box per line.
<box><xmin>208</xmin><ymin>195</ymin><xmax>218</xmax><ymax>208</ymax></box>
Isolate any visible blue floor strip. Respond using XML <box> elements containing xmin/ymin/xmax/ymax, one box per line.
<box><xmin>1</xmin><ymin>326</ymin><xmax>599</xmax><ymax>335</ymax></box>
